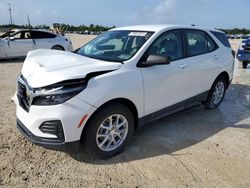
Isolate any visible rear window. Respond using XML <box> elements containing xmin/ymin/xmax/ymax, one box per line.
<box><xmin>211</xmin><ymin>31</ymin><xmax>231</xmax><ymax>48</ymax></box>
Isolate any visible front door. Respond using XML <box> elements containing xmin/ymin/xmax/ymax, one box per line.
<box><xmin>141</xmin><ymin>30</ymin><xmax>190</xmax><ymax>115</ymax></box>
<box><xmin>6</xmin><ymin>31</ymin><xmax>34</xmax><ymax>57</ymax></box>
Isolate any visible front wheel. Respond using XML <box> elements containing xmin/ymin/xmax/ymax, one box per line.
<box><xmin>82</xmin><ymin>103</ymin><xmax>134</xmax><ymax>159</ymax></box>
<box><xmin>242</xmin><ymin>61</ymin><xmax>248</xmax><ymax>69</ymax></box>
<box><xmin>204</xmin><ymin>77</ymin><xmax>226</xmax><ymax>109</ymax></box>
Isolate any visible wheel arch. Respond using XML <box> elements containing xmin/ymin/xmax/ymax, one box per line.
<box><xmin>51</xmin><ymin>44</ymin><xmax>65</xmax><ymax>51</ymax></box>
<box><xmin>80</xmin><ymin>98</ymin><xmax>139</xmax><ymax>142</ymax></box>
<box><xmin>214</xmin><ymin>71</ymin><xmax>230</xmax><ymax>89</ymax></box>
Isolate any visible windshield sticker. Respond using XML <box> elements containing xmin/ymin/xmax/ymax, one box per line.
<box><xmin>128</xmin><ymin>32</ymin><xmax>148</xmax><ymax>37</ymax></box>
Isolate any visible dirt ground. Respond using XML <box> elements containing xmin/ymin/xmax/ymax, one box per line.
<box><xmin>0</xmin><ymin>36</ymin><xmax>250</xmax><ymax>188</ymax></box>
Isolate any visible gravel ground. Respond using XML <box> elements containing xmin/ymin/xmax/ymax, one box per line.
<box><xmin>0</xmin><ymin>38</ymin><xmax>250</xmax><ymax>187</ymax></box>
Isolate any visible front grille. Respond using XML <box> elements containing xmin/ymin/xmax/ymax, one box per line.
<box><xmin>17</xmin><ymin>79</ymin><xmax>31</xmax><ymax>112</ymax></box>
<box><xmin>243</xmin><ymin>43</ymin><xmax>250</xmax><ymax>53</ymax></box>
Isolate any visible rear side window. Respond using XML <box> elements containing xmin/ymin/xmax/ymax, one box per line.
<box><xmin>211</xmin><ymin>31</ymin><xmax>231</xmax><ymax>48</ymax></box>
<box><xmin>206</xmin><ymin>34</ymin><xmax>217</xmax><ymax>52</ymax></box>
<box><xmin>31</xmin><ymin>31</ymin><xmax>56</xmax><ymax>39</ymax></box>
<box><xmin>186</xmin><ymin>30</ymin><xmax>217</xmax><ymax>56</ymax></box>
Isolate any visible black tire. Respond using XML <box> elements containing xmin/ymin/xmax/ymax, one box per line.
<box><xmin>204</xmin><ymin>76</ymin><xmax>227</xmax><ymax>109</ymax></box>
<box><xmin>82</xmin><ymin>103</ymin><xmax>134</xmax><ymax>159</ymax></box>
<box><xmin>51</xmin><ymin>45</ymin><xmax>64</xmax><ymax>51</ymax></box>
<box><xmin>242</xmin><ymin>61</ymin><xmax>248</xmax><ymax>69</ymax></box>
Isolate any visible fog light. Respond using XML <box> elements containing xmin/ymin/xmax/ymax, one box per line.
<box><xmin>39</xmin><ymin>120</ymin><xmax>64</xmax><ymax>140</ymax></box>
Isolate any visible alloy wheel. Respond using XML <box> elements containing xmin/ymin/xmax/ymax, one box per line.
<box><xmin>96</xmin><ymin>114</ymin><xmax>128</xmax><ymax>152</ymax></box>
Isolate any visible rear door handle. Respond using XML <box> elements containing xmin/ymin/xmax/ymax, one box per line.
<box><xmin>180</xmin><ymin>64</ymin><xmax>187</xmax><ymax>69</ymax></box>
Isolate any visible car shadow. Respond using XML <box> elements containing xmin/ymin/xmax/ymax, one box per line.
<box><xmin>0</xmin><ymin>57</ymin><xmax>25</xmax><ymax>63</ymax></box>
<box><xmin>69</xmin><ymin>83</ymin><xmax>250</xmax><ymax>164</ymax></box>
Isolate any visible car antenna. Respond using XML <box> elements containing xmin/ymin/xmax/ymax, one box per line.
<box><xmin>27</xmin><ymin>14</ymin><xmax>32</xmax><ymax>30</ymax></box>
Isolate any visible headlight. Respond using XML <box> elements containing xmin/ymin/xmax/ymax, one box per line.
<box><xmin>32</xmin><ymin>79</ymin><xmax>86</xmax><ymax>105</ymax></box>
<box><xmin>239</xmin><ymin>43</ymin><xmax>245</xmax><ymax>50</ymax></box>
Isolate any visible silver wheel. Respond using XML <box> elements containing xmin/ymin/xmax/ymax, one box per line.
<box><xmin>96</xmin><ymin>114</ymin><xmax>128</xmax><ymax>152</ymax></box>
<box><xmin>212</xmin><ymin>81</ymin><xmax>225</xmax><ymax>105</ymax></box>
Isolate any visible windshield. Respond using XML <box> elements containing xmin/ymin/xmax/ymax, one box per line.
<box><xmin>0</xmin><ymin>31</ymin><xmax>15</xmax><ymax>38</ymax></box>
<box><xmin>76</xmin><ymin>30</ymin><xmax>154</xmax><ymax>62</ymax></box>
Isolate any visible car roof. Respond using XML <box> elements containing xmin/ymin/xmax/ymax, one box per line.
<box><xmin>110</xmin><ymin>24</ymin><xmax>224</xmax><ymax>33</ymax></box>
<box><xmin>12</xmin><ymin>29</ymin><xmax>57</xmax><ymax>35</ymax></box>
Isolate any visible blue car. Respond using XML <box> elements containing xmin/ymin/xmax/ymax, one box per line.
<box><xmin>237</xmin><ymin>39</ymin><xmax>250</xmax><ymax>69</ymax></box>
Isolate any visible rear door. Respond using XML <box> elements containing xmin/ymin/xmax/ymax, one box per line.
<box><xmin>5</xmin><ymin>31</ymin><xmax>34</xmax><ymax>57</ymax></box>
<box><xmin>31</xmin><ymin>31</ymin><xmax>56</xmax><ymax>49</ymax></box>
<box><xmin>182</xmin><ymin>29</ymin><xmax>220</xmax><ymax>98</ymax></box>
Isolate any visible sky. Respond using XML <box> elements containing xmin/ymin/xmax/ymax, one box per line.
<box><xmin>0</xmin><ymin>0</ymin><xmax>249</xmax><ymax>29</ymax></box>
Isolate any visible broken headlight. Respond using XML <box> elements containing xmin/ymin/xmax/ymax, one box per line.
<box><xmin>32</xmin><ymin>79</ymin><xmax>86</xmax><ymax>105</ymax></box>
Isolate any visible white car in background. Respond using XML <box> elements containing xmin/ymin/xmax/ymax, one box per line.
<box><xmin>14</xmin><ymin>25</ymin><xmax>234</xmax><ymax>158</ymax></box>
<box><xmin>0</xmin><ymin>29</ymin><xmax>73</xmax><ymax>59</ymax></box>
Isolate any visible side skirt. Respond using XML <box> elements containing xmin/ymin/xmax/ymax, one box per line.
<box><xmin>138</xmin><ymin>91</ymin><xmax>209</xmax><ymax>127</ymax></box>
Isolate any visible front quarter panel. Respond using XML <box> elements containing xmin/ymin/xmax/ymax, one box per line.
<box><xmin>76</xmin><ymin>67</ymin><xmax>144</xmax><ymax>118</ymax></box>
<box><xmin>0</xmin><ymin>39</ymin><xmax>7</xmax><ymax>58</ymax></box>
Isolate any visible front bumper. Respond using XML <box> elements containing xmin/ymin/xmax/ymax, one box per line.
<box><xmin>17</xmin><ymin>118</ymin><xmax>80</xmax><ymax>151</ymax></box>
<box><xmin>13</xmin><ymin>92</ymin><xmax>96</xmax><ymax>150</ymax></box>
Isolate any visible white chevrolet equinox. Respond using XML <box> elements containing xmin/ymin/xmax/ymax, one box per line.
<box><xmin>14</xmin><ymin>25</ymin><xmax>234</xmax><ymax>158</ymax></box>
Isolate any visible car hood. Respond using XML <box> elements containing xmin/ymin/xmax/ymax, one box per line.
<box><xmin>21</xmin><ymin>49</ymin><xmax>122</xmax><ymax>88</ymax></box>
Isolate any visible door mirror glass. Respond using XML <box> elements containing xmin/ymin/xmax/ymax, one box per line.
<box><xmin>9</xmin><ymin>36</ymin><xmax>15</xmax><ymax>40</ymax></box>
<box><xmin>142</xmin><ymin>55</ymin><xmax>171</xmax><ymax>67</ymax></box>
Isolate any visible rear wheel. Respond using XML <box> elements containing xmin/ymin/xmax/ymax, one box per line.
<box><xmin>83</xmin><ymin>103</ymin><xmax>134</xmax><ymax>159</ymax></box>
<box><xmin>204</xmin><ymin>76</ymin><xmax>226</xmax><ymax>109</ymax></box>
<box><xmin>242</xmin><ymin>61</ymin><xmax>248</xmax><ymax>69</ymax></box>
<box><xmin>51</xmin><ymin>45</ymin><xmax>64</xmax><ymax>51</ymax></box>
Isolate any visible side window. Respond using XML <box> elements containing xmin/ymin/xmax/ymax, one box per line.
<box><xmin>206</xmin><ymin>34</ymin><xmax>217</xmax><ymax>52</ymax></box>
<box><xmin>30</xmin><ymin>31</ymin><xmax>39</xmax><ymax>39</ymax></box>
<box><xmin>186</xmin><ymin>30</ymin><xmax>207</xmax><ymax>56</ymax></box>
<box><xmin>211</xmin><ymin>31</ymin><xmax>231</xmax><ymax>48</ymax></box>
<box><xmin>12</xmin><ymin>32</ymin><xmax>22</xmax><ymax>39</ymax></box>
<box><xmin>31</xmin><ymin>31</ymin><xmax>56</xmax><ymax>39</ymax></box>
<box><xmin>147</xmin><ymin>30</ymin><xmax>183</xmax><ymax>61</ymax></box>
<box><xmin>186</xmin><ymin>30</ymin><xmax>217</xmax><ymax>56</ymax></box>
<box><xmin>20</xmin><ymin>31</ymin><xmax>31</xmax><ymax>39</ymax></box>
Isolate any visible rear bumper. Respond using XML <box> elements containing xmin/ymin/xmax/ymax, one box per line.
<box><xmin>17</xmin><ymin>118</ymin><xmax>80</xmax><ymax>151</ymax></box>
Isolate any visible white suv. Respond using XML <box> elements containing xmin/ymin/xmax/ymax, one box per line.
<box><xmin>14</xmin><ymin>25</ymin><xmax>234</xmax><ymax>158</ymax></box>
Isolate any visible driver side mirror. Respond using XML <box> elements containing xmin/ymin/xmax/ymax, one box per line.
<box><xmin>9</xmin><ymin>36</ymin><xmax>15</xmax><ymax>41</ymax></box>
<box><xmin>141</xmin><ymin>55</ymin><xmax>171</xmax><ymax>67</ymax></box>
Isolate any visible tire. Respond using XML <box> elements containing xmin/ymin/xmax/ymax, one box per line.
<box><xmin>204</xmin><ymin>76</ymin><xmax>227</xmax><ymax>109</ymax></box>
<box><xmin>242</xmin><ymin>61</ymin><xmax>248</xmax><ymax>69</ymax></box>
<box><xmin>82</xmin><ymin>103</ymin><xmax>134</xmax><ymax>159</ymax></box>
<box><xmin>51</xmin><ymin>45</ymin><xmax>64</xmax><ymax>51</ymax></box>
